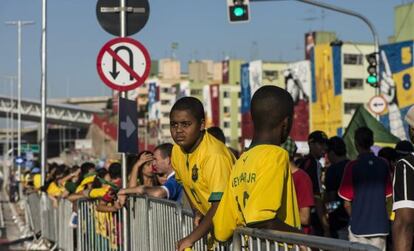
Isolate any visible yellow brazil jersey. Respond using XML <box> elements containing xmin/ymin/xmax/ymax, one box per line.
<box><xmin>171</xmin><ymin>132</ymin><xmax>235</xmax><ymax>215</ymax></box>
<box><xmin>75</xmin><ymin>175</ymin><xmax>96</xmax><ymax>193</ymax></box>
<box><xmin>213</xmin><ymin>145</ymin><xmax>300</xmax><ymax>242</ymax></box>
<box><xmin>89</xmin><ymin>185</ymin><xmax>111</xmax><ymax>199</ymax></box>
<box><xmin>33</xmin><ymin>174</ymin><xmax>42</xmax><ymax>190</ymax></box>
<box><xmin>46</xmin><ymin>181</ymin><xmax>65</xmax><ymax>197</ymax></box>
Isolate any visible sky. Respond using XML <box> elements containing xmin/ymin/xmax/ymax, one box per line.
<box><xmin>0</xmin><ymin>0</ymin><xmax>409</xmax><ymax>100</ymax></box>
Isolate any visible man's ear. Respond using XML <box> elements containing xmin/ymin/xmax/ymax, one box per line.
<box><xmin>200</xmin><ymin>119</ymin><xmax>205</xmax><ymax>131</ymax></box>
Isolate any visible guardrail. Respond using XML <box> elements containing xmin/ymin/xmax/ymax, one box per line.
<box><xmin>25</xmin><ymin>193</ymin><xmax>379</xmax><ymax>251</ymax></box>
<box><xmin>26</xmin><ymin>193</ymin><xmax>41</xmax><ymax>234</ymax></box>
<box><xmin>78</xmin><ymin>199</ymin><xmax>125</xmax><ymax>251</ymax></box>
<box><xmin>57</xmin><ymin>199</ymin><xmax>76</xmax><ymax>251</ymax></box>
<box><xmin>232</xmin><ymin>228</ymin><xmax>380</xmax><ymax>251</ymax></box>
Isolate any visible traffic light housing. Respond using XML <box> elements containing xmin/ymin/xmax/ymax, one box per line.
<box><xmin>227</xmin><ymin>0</ymin><xmax>250</xmax><ymax>23</ymax></box>
<box><xmin>366</xmin><ymin>52</ymin><xmax>379</xmax><ymax>87</ymax></box>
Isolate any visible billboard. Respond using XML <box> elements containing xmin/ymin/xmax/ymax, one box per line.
<box><xmin>203</xmin><ymin>84</ymin><xmax>220</xmax><ymax>127</ymax></box>
<box><xmin>284</xmin><ymin>60</ymin><xmax>311</xmax><ymax>141</ymax></box>
<box><xmin>240</xmin><ymin>61</ymin><xmax>263</xmax><ymax>146</ymax></box>
<box><xmin>305</xmin><ymin>32</ymin><xmax>316</xmax><ymax>60</ymax></box>
<box><xmin>379</xmin><ymin>41</ymin><xmax>414</xmax><ymax>139</ymax></box>
<box><xmin>310</xmin><ymin>44</ymin><xmax>343</xmax><ymax>137</ymax></box>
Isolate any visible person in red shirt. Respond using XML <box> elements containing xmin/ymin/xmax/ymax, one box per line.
<box><xmin>282</xmin><ymin>137</ymin><xmax>314</xmax><ymax>234</ymax></box>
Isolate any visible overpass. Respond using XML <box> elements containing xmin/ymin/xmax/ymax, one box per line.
<box><xmin>0</xmin><ymin>95</ymin><xmax>104</xmax><ymax>127</ymax></box>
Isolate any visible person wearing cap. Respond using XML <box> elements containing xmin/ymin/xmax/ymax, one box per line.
<box><xmin>393</xmin><ymin>105</ymin><xmax>414</xmax><ymax>251</ymax></box>
<box><xmin>299</xmin><ymin>130</ymin><xmax>329</xmax><ymax>236</ymax></box>
<box><xmin>282</xmin><ymin>137</ymin><xmax>314</xmax><ymax>234</ymax></box>
<box><xmin>338</xmin><ymin>127</ymin><xmax>392</xmax><ymax>251</ymax></box>
<box><xmin>395</xmin><ymin>140</ymin><xmax>414</xmax><ymax>160</ymax></box>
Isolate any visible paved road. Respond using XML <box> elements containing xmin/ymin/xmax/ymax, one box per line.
<box><xmin>0</xmin><ymin>191</ymin><xmax>27</xmax><ymax>250</ymax></box>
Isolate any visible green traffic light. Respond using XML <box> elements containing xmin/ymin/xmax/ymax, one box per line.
<box><xmin>233</xmin><ymin>6</ymin><xmax>245</xmax><ymax>17</ymax></box>
<box><xmin>367</xmin><ymin>75</ymin><xmax>378</xmax><ymax>84</ymax></box>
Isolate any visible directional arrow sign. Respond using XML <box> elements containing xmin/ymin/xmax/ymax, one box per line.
<box><xmin>118</xmin><ymin>97</ymin><xmax>138</xmax><ymax>154</ymax></box>
<box><xmin>368</xmin><ymin>95</ymin><xmax>388</xmax><ymax>115</ymax></box>
<box><xmin>97</xmin><ymin>37</ymin><xmax>151</xmax><ymax>91</ymax></box>
<box><xmin>121</xmin><ymin>116</ymin><xmax>136</xmax><ymax>138</ymax></box>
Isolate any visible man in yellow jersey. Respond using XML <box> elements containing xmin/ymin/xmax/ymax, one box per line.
<box><xmin>213</xmin><ymin>85</ymin><xmax>301</xmax><ymax>242</ymax></box>
<box><xmin>169</xmin><ymin>97</ymin><xmax>235</xmax><ymax>251</ymax></box>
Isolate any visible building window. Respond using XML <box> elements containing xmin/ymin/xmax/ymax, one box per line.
<box><xmin>263</xmin><ymin>70</ymin><xmax>278</xmax><ymax>81</ymax></box>
<box><xmin>161</xmin><ymin>100</ymin><xmax>170</xmax><ymax>105</ymax></box>
<box><xmin>224</xmin><ymin>122</ymin><xmax>230</xmax><ymax>128</ymax></box>
<box><xmin>190</xmin><ymin>89</ymin><xmax>202</xmax><ymax>96</ymax></box>
<box><xmin>223</xmin><ymin>107</ymin><xmax>230</xmax><ymax>113</ymax></box>
<box><xmin>344</xmin><ymin>54</ymin><xmax>363</xmax><ymax>65</ymax></box>
<box><xmin>223</xmin><ymin>91</ymin><xmax>229</xmax><ymax>98</ymax></box>
<box><xmin>344</xmin><ymin>103</ymin><xmax>362</xmax><ymax>115</ymax></box>
<box><xmin>162</xmin><ymin>87</ymin><xmax>169</xmax><ymax>93</ymax></box>
<box><xmin>161</xmin><ymin>124</ymin><xmax>170</xmax><ymax>130</ymax></box>
<box><xmin>344</xmin><ymin>78</ymin><xmax>364</xmax><ymax>89</ymax></box>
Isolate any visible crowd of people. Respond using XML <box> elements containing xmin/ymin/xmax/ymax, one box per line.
<box><xmin>9</xmin><ymin>85</ymin><xmax>414</xmax><ymax>251</ymax></box>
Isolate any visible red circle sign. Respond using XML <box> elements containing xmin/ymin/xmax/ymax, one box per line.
<box><xmin>97</xmin><ymin>37</ymin><xmax>151</xmax><ymax>91</ymax></box>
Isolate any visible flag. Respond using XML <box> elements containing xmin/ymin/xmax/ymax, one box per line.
<box><xmin>343</xmin><ymin>106</ymin><xmax>400</xmax><ymax>160</ymax></box>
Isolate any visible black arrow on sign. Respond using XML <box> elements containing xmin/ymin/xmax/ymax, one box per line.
<box><xmin>111</xmin><ymin>46</ymin><xmax>134</xmax><ymax>81</ymax></box>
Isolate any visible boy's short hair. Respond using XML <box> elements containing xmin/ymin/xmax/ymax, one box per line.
<box><xmin>108</xmin><ymin>162</ymin><xmax>122</xmax><ymax>179</ymax></box>
<box><xmin>251</xmin><ymin>85</ymin><xmax>294</xmax><ymax>132</ymax></box>
<box><xmin>170</xmin><ymin>97</ymin><xmax>205</xmax><ymax>123</ymax></box>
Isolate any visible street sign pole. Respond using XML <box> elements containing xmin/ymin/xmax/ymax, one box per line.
<box><xmin>119</xmin><ymin>1</ymin><xmax>129</xmax><ymax>250</ymax></box>
<box><xmin>96</xmin><ymin>2</ymin><xmax>151</xmax><ymax>247</ymax></box>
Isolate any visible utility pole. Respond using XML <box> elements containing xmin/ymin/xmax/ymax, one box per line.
<box><xmin>5</xmin><ymin>20</ymin><xmax>34</xmax><ymax>194</ymax></box>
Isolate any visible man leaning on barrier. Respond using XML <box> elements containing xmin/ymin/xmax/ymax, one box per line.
<box><xmin>169</xmin><ymin>97</ymin><xmax>236</xmax><ymax>251</ymax></box>
<box><xmin>213</xmin><ymin>86</ymin><xmax>301</xmax><ymax>242</ymax></box>
<box><xmin>118</xmin><ymin>143</ymin><xmax>183</xmax><ymax>202</ymax></box>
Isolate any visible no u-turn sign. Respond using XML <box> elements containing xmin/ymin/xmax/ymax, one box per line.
<box><xmin>97</xmin><ymin>37</ymin><xmax>151</xmax><ymax>91</ymax></box>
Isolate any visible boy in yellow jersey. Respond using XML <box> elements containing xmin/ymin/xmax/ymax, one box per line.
<box><xmin>169</xmin><ymin>97</ymin><xmax>235</xmax><ymax>251</ymax></box>
<box><xmin>213</xmin><ymin>85</ymin><xmax>301</xmax><ymax>242</ymax></box>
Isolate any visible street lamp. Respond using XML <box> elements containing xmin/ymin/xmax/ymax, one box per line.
<box><xmin>5</xmin><ymin>20</ymin><xmax>34</xmax><ymax>188</ymax></box>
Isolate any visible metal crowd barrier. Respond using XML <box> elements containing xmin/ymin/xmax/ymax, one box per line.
<box><xmin>26</xmin><ymin>193</ymin><xmax>380</xmax><ymax>251</ymax></box>
<box><xmin>26</xmin><ymin>192</ymin><xmax>41</xmax><ymax>234</ymax></box>
<box><xmin>42</xmin><ymin>195</ymin><xmax>58</xmax><ymax>243</ymax></box>
<box><xmin>78</xmin><ymin>199</ymin><xmax>125</xmax><ymax>251</ymax></box>
<box><xmin>232</xmin><ymin>228</ymin><xmax>381</xmax><ymax>251</ymax></box>
<box><xmin>128</xmin><ymin>195</ymin><xmax>229</xmax><ymax>251</ymax></box>
<box><xmin>57</xmin><ymin>199</ymin><xmax>76</xmax><ymax>251</ymax></box>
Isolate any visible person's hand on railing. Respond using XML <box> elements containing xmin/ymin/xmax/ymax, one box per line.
<box><xmin>117</xmin><ymin>194</ymin><xmax>127</xmax><ymax>207</ymax></box>
<box><xmin>176</xmin><ymin>236</ymin><xmax>193</xmax><ymax>251</ymax></box>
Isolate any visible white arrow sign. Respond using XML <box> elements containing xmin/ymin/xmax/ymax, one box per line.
<box><xmin>120</xmin><ymin>116</ymin><xmax>136</xmax><ymax>138</ymax></box>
